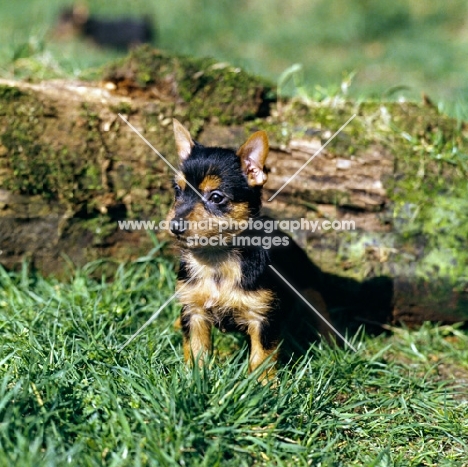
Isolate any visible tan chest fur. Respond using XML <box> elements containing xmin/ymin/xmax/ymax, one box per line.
<box><xmin>176</xmin><ymin>251</ymin><xmax>273</xmax><ymax>326</ymax></box>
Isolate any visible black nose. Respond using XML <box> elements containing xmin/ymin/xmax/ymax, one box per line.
<box><xmin>170</xmin><ymin>218</ymin><xmax>186</xmax><ymax>236</ymax></box>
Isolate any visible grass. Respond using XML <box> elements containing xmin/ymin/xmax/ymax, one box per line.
<box><xmin>1</xmin><ymin>1</ymin><xmax>468</xmax><ymax>464</ymax></box>
<box><xmin>0</xmin><ymin>241</ymin><xmax>467</xmax><ymax>466</ymax></box>
<box><xmin>1</xmin><ymin>0</ymin><xmax>468</xmax><ymax>112</ymax></box>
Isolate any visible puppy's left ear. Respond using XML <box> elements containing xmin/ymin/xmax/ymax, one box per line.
<box><xmin>237</xmin><ymin>131</ymin><xmax>269</xmax><ymax>187</ymax></box>
<box><xmin>173</xmin><ymin>119</ymin><xmax>194</xmax><ymax>161</ymax></box>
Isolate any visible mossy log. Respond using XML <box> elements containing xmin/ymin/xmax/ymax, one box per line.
<box><xmin>0</xmin><ymin>47</ymin><xmax>467</xmax><ymax>324</ymax></box>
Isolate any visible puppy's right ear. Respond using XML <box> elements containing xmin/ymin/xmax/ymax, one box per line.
<box><xmin>173</xmin><ymin>119</ymin><xmax>194</xmax><ymax>162</ymax></box>
<box><xmin>237</xmin><ymin>131</ymin><xmax>269</xmax><ymax>187</ymax></box>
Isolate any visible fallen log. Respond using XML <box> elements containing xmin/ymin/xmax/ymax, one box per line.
<box><xmin>0</xmin><ymin>47</ymin><xmax>467</xmax><ymax>324</ymax></box>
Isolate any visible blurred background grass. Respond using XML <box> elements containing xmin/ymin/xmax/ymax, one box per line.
<box><xmin>1</xmin><ymin>0</ymin><xmax>468</xmax><ymax>117</ymax></box>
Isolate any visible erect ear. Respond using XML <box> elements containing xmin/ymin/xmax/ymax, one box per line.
<box><xmin>173</xmin><ymin>119</ymin><xmax>194</xmax><ymax>162</ymax></box>
<box><xmin>236</xmin><ymin>131</ymin><xmax>269</xmax><ymax>187</ymax></box>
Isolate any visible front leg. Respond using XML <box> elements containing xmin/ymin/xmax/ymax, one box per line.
<box><xmin>247</xmin><ymin>319</ymin><xmax>279</xmax><ymax>378</ymax></box>
<box><xmin>181</xmin><ymin>307</ymin><xmax>212</xmax><ymax>367</ymax></box>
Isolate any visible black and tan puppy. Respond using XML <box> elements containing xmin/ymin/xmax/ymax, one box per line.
<box><xmin>169</xmin><ymin>119</ymin><xmax>333</xmax><ymax>374</ymax></box>
<box><xmin>56</xmin><ymin>5</ymin><xmax>154</xmax><ymax>50</ymax></box>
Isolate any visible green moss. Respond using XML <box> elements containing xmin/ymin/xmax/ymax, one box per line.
<box><xmin>0</xmin><ymin>88</ymin><xmax>62</xmax><ymax>198</ymax></box>
<box><xmin>0</xmin><ymin>90</ymin><xmax>106</xmax><ymax>204</ymax></box>
<box><xmin>385</xmin><ymin>105</ymin><xmax>468</xmax><ymax>284</ymax></box>
<box><xmin>109</xmin><ymin>101</ymin><xmax>133</xmax><ymax>115</ymax></box>
<box><xmin>103</xmin><ymin>45</ymin><xmax>275</xmax><ymax>126</ymax></box>
<box><xmin>81</xmin><ymin>216</ymin><xmax>117</xmax><ymax>246</ymax></box>
<box><xmin>0</xmin><ymin>85</ymin><xmax>24</xmax><ymax>102</ymax></box>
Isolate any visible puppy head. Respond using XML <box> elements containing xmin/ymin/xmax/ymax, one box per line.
<box><xmin>168</xmin><ymin>119</ymin><xmax>269</xmax><ymax>246</ymax></box>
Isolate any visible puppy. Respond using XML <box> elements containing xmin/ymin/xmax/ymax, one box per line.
<box><xmin>168</xmin><ymin>119</ymin><xmax>333</xmax><ymax>375</ymax></box>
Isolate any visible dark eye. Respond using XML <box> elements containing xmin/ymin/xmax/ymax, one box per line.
<box><xmin>208</xmin><ymin>191</ymin><xmax>225</xmax><ymax>204</ymax></box>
